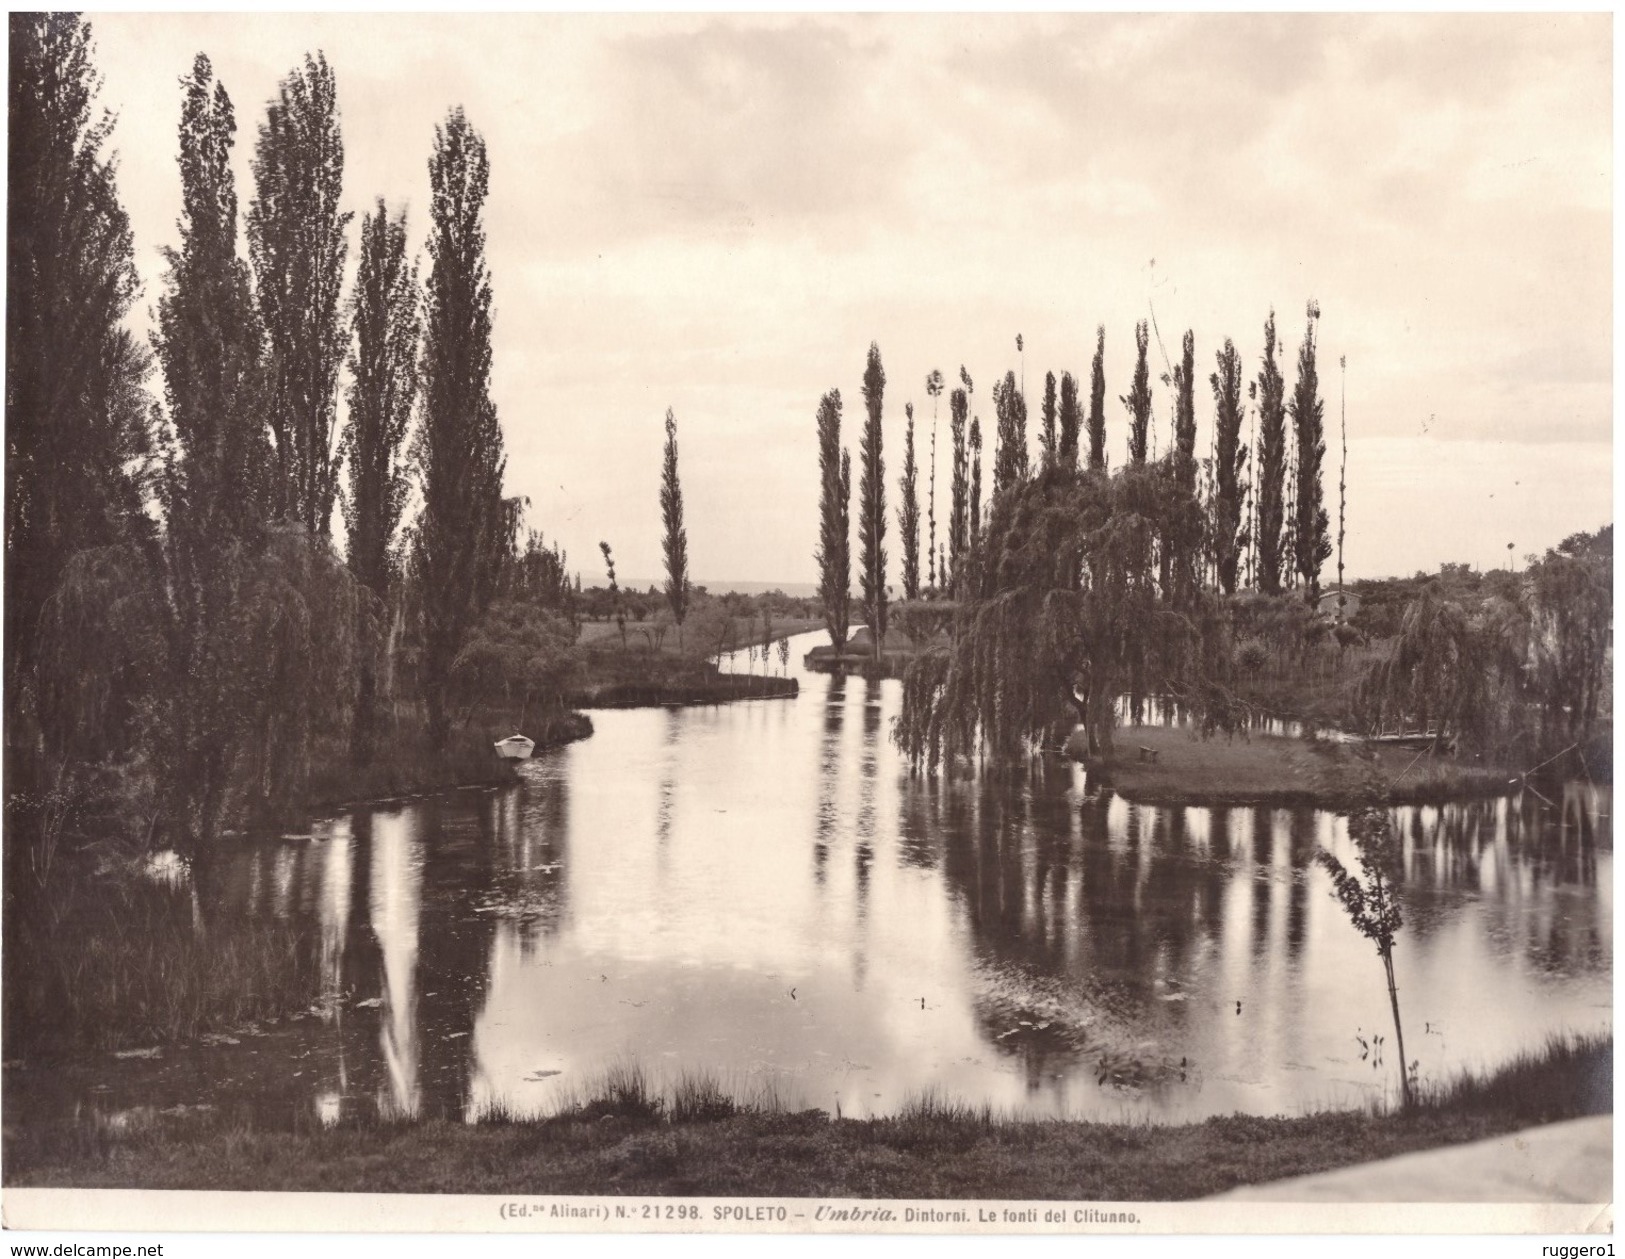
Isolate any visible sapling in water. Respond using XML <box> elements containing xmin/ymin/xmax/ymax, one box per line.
<box><xmin>1317</xmin><ymin>796</ymin><xmax>1415</xmax><ymax>1107</ymax></box>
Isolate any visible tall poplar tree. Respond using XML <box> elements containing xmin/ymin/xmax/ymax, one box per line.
<box><xmin>814</xmin><ymin>389</ymin><xmax>850</xmax><ymax>651</ymax></box>
<box><xmin>898</xmin><ymin>402</ymin><xmax>920</xmax><ymax>601</ymax></box>
<box><xmin>341</xmin><ymin>200</ymin><xmax>419</xmax><ymax>762</ymax></box>
<box><xmin>149</xmin><ymin>54</ymin><xmax>279</xmax><ymax>850</ymax></box>
<box><xmin>1337</xmin><ymin>355</ymin><xmax>1348</xmax><ymax>610</ymax></box>
<box><xmin>948</xmin><ymin>383</ymin><xmax>969</xmax><ymax>590</ymax></box>
<box><xmin>858</xmin><ymin>343</ymin><xmax>888</xmax><ymax>657</ymax></box>
<box><xmin>6</xmin><ymin>13</ymin><xmax>149</xmax><ymax>721</ymax></box>
<box><xmin>992</xmin><ymin>370</ymin><xmax>1028</xmax><ymax>493</ymax></box>
<box><xmin>969</xmin><ymin>416</ymin><xmax>983</xmax><ymax>545</ymax></box>
<box><xmin>925</xmin><ymin>369</ymin><xmax>943</xmax><ymax>589</ymax></box>
<box><xmin>1209</xmin><ymin>338</ymin><xmax>1248</xmax><ymax>595</ymax></box>
<box><xmin>1057</xmin><ymin>371</ymin><xmax>1081</xmax><ymax>469</ymax></box>
<box><xmin>413</xmin><ymin>108</ymin><xmax>511</xmax><ymax>749</ymax></box>
<box><xmin>248</xmin><ymin>51</ymin><xmax>350</xmax><ymax>536</ymax></box>
<box><xmin>1087</xmin><ymin>326</ymin><xmax>1107</xmax><ymax>471</ymax></box>
<box><xmin>1290</xmin><ymin>301</ymin><xmax>1332</xmax><ymax>602</ymax></box>
<box><xmin>156</xmin><ymin>55</ymin><xmax>270</xmax><ymax>543</ymax></box>
<box><xmin>1039</xmin><ymin>371</ymin><xmax>1058</xmax><ymax>467</ymax></box>
<box><xmin>1255</xmin><ymin>310</ymin><xmax>1288</xmax><ymax>595</ymax></box>
<box><xmin>1174</xmin><ymin>329</ymin><xmax>1197</xmax><ymax>485</ymax></box>
<box><xmin>1122</xmin><ymin>321</ymin><xmax>1152</xmax><ymax>464</ymax></box>
<box><xmin>660</xmin><ymin>407</ymin><xmax>689</xmax><ymax>639</ymax></box>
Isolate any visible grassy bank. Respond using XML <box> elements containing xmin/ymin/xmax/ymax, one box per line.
<box><xmin>300</xmin><ymin>707</ymin><xmax>593</xmax><ymax>812</ymax></box>
<box><xmin>570</xmin><ymin>643</ymin><xmax>798</xmax><ymax>708</ymax></box>
<box><xmin>6</xmin><ymin>1035</ymin><xmax>1608</xmax><ymax>1197</ymax></box>
<box><xmin>1069</xmin><ymin>725</ymin><xmax>1513</xmax><ymax>807</ymax></box>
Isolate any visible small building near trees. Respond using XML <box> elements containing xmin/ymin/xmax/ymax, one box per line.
<box><xmin>1317</xmin><ymin>587</ymin><xmax>1361</xmax><ymax>622</ymax></box>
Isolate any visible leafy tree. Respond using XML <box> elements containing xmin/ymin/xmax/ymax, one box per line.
<box><xmin>1525</xmin><ymin>527</ymin><xmax>1612</xmax><ymax>743</ymax></box>
<box><xmin>1173</xmin><ymin>329</ymin><xmax>1197</xmax><ymax>485</ymax></box>
<box><xmin>502</xmin><ymin>528</ymin><xmax>572</xmax><ymax>614</ymax></box>
<box><xmin>1087</xmin><ymin>325</ymin><xmax>1107</xmax><ymax>471</ymax></box>
<box><xmin>858</xmin><ymin>343</ymin><xmax>888</xmax><ymax>658</ymax></box>
<box><xmin>1357</xmin><ymin>527</ymin><xmax>1610</xmax><ymax>764</ymax></box>
<box><xmin>683</xmin><ymin>595</ymin><xmax>737</xmax><ymax>666</ymax></box>
<box><xmin>1039</xmin><ymin>371</ymin><xmax>1058</xmax><ymax>468</ymax></box>
<box><xmin>155</xmin><ymin>54</ymin><xmax>271</xmax><ymax>543</ymax></box>
<box><xmin>1057</xmin><ymin>371</ymin><xmax>1081</xmax><ymax>470</ymax></box>
<box><xmin>814</xmin><ymin>389</ymin><xmax>851</xmax><ymax>651</ymax></box>
<box><xmin>1316</xmin><ymin>794</ymin><xmax>1413</xmax><ymax>1108</ymax></box>
<box><xmin>341</xmin><ymin>199</ymin><xmax>418</xmax><ymax>764</ymax></box>
<box><xmin>1157</xmin><ymin>329</ymin><xmax>1202</xmax><ymax>596</ymax></box>
<box><xmin>660</xmin><ymin>406</ymin><xmax>689</xmax><ymax>643</ymax></box>
<box><xmin>895</xmin><ymin>461</ymin><xmax>1222</xmax><ymax>768</ymax></box>
<box><xmin>1255</xmin><ymin>310</ymin><xmax>1288</xmax><ymax>594</ymax></box>
<box><xmin>145</xmin><ymin>53</ymin><xmax>284</xmax><ymax>851</ymax></box>
<box><xmin>6</xmin><ymin>13</ymin><xmax>150</xmax><ymax>733</ymax></box>
<box><xmin>1290</xmin><ymin>301</ymin><xmax>1332</xmax><ymax>602</ymax></box>
<box><xmin>925</xmin><ymin>370</ymin><xmax>943</xmax><ymax>590</ymax></box>
<box><xmin>599</xmin><ymin>541</ymin><xmax>626</xmax><ymax>648</ymax></box>
<box><xmin>948</xmin><ymin>382</ymin><xmax>969</xmax><ymax>589</ymax></box>
<box><xmin>1122</xmin><ymin>320</ymin><xmax>1151</xmax><ymax>464</ymax></box>
<box><xmin>898</xmin><ymin>402</ymin><xmax>920</xmax><ymax>600</ymax></box>
<box><xmin>413</xmin><ymin>108</ymin><xmax>511</xmax><ymax>749</ymax></box>
<box><xmin>450</xmin><ymin>598</ymin><xmax>578</xmax><ymax>732</ymax></box>
<box><xmin>992</xmin><ymin>370</ymin><xmax>1028</xmax><ymax>493</ymax></box>
<box><xmin>247</xmin><ymin>51</ymin><xmax>350</xmax><ymax>535</ymax></box>
<box><xmin>1337</xmin><ymin>354</ymin><xmax>1348</xmax><ymax>608</ymax></box>
<box><xmin>1355</xmin><ymin>584</ymin><xmax>1499</xmax><ymax>750</ymax></box>
<box><xmin>968</xmin><ymin>416</ymin><xmax>983</xmax><ymax>547</ymax></box>
<box><xmin>1209</xmin><ymin>338</ymin><xmax>1248</xmax><ymax>594</ymax></box>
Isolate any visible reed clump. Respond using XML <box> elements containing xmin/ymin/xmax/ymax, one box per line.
<box><xmin>5</xmin><ymin>875</ymin><xmax>319</xmax><ymax>1058</ymax></box>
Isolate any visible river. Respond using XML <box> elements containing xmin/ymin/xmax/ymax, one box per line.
<box><xmin>13</xmin><ymin>630</ymin><xmax>1611</xmax><ymax>1129</ymax></box>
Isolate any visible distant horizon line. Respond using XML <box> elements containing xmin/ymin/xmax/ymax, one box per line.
<box><xmin>568</xmin><ymin>555</ymin><xmax>1577</xmax><ymax>595</ymax></box>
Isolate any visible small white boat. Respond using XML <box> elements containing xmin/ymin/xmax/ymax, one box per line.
<box><xmin>494</xmin><ymin>734</ymin><xmax>536</xmax><ymax>761</ymax></box>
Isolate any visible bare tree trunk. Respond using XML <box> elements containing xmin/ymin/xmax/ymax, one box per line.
<box><xmin>1382</xmin><ymin>945</ymin><xmax>1413</xmax><ymax>1108</ymax></box>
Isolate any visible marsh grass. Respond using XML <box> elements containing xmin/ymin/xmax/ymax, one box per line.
<box><xmin>479</xmin><ymin>1065</ymin><xmax>787</xmax><ymax>1126</ymax></box>
<box><xmin>4</xmin><ymin>876</ymin><xmax>318</xmax><ymax>1058</ymax></box>
<box><xmin>897</xmin><ymin>1086</ymin><xmax>1000</xmax><ymax>1126</ymax></box>
<box><xmin>669</xmin><ymin>1068</ymin><xmax>739</xmax><ymax>1123</ymax></box>
<box><xmin>1401</xmin><ymin>1032</ymin><xmax>1612</xmax><ymax>1122</ymax></box>
<box><xmin>11</xmin><ymin>1033</ymin><xmax>1607</xmax><ymax>1197</ymax></box>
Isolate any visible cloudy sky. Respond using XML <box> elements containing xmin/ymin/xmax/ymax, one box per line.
<box><xmin>89</xmin><ymin>12</ymin><xmax>1611</xmax><ymax>586</ymax></box>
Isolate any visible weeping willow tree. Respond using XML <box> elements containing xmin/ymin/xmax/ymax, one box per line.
<box><xmin>1358</xmin><ymin>527</ymin><xmax>1612</xmax><ymax>764</ymax></box>
<box><xmin>36</xmin><ymin>526</ymin><xmax>368</xmax><ymax>856</ymax></box>
<box><xmin>1354</xmin><ymin>582</ymin><xmax>1511</xmax><ymax>756</ymax></box>
<box><xmin>894</xmin><ymin>460</ymin><xmax>1228</xmax><ymax>770</ymax></box>
<box><xmin>1524</xmin><ymin>526</ymin><xmax>1611</xmax><ymax>746</ymax></box>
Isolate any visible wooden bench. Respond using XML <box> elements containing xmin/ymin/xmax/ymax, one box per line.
<box><xmin>1138</xmin><ymin>745</ymin><xmax>1160</xmax><ymax>763</ymax></box>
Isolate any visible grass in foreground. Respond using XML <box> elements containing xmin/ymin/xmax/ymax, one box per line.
<box><xmin>1075</xmin><ymin>725</ymin><xmax>1512</xmax><ymax>807</ymax></box>
<box><xmin>6</xmin><ymin>1035</ymin><xmax>1608</xmax><ymax>1199</ymax></box>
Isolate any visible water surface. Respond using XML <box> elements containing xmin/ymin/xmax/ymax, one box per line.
<box><xmin>16</xmin><ymin>631</ymin><xmax>1611</xmax><ymax>1128</ymax></box>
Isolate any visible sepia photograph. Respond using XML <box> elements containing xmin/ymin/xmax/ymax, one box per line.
<box><xmin>1</xmin><ymin>8</ymin><xmax>1612</xmax><ymax>1243</ymax></box>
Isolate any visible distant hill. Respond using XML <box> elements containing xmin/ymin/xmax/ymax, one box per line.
<box><xmin>615</xmin><ymin>577</ymin><xmax>818</xmax><ymax>599</ymax></box>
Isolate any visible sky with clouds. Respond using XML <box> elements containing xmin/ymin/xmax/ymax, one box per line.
<box><xmin>88</xmin><ymin>12</ymin><xmax>1611</xmax><ymax>586</ymax></box>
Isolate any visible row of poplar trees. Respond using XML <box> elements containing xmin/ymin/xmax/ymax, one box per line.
<box><xmin>7</xmin><ymin>15</ymin><xmax>514</xmax><ymax>859</ymax></box>
<box><xmin>814</xmin><ymin>310</ymin><xmax>1335</xmax><ymax>661</ymax></box>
